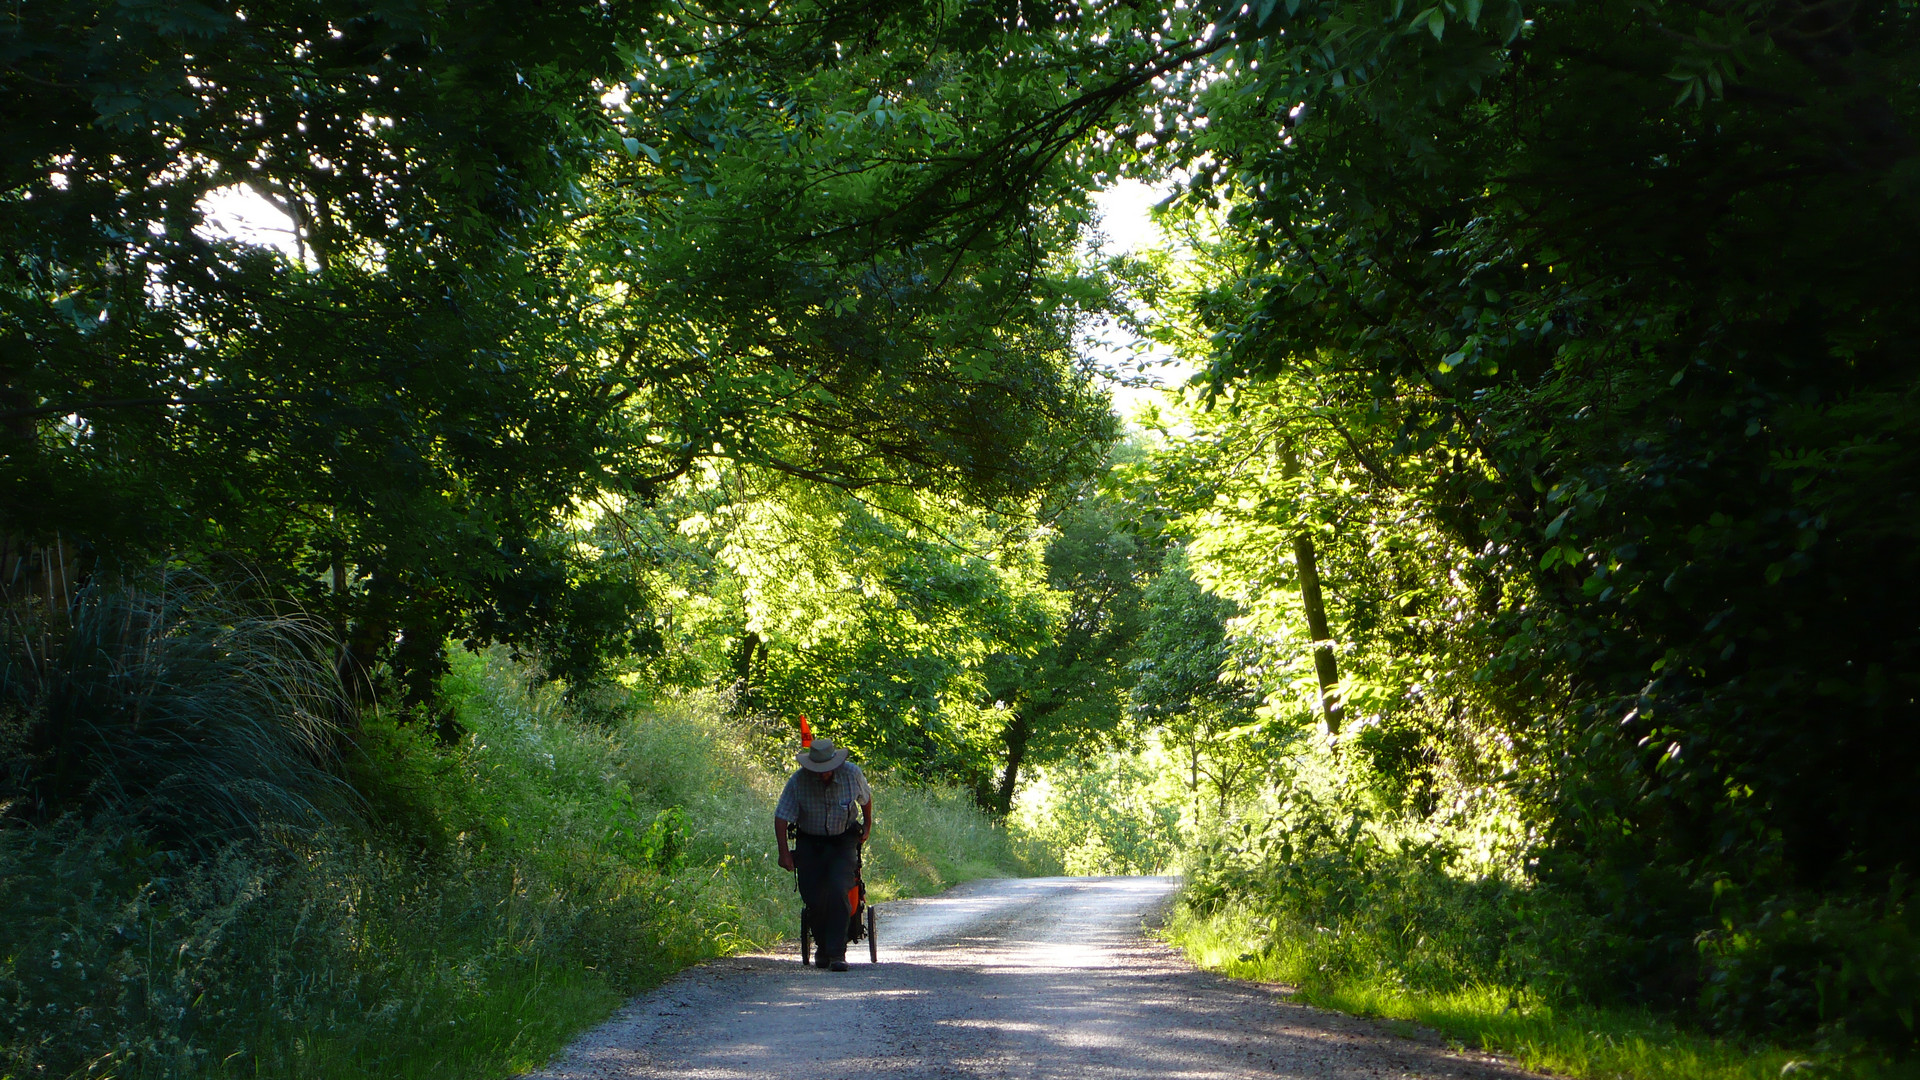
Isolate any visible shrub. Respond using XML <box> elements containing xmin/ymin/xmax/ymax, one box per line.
<box><xmin>1183</xmin><ymin>786</ymin><xmax>1587</xmax><ymax>1002</ymax></box>
<box><xmin>1016</xmin><ymin>752</ymin><xmax>1184</xmax><ymax>875</ymax></box>
<box><xmin>1700</xmin><ymin>885</ymin><xmax>1918</xmax><ymax>1064</ymax></box>
<box><xmin>1179</xmin><ymin>769</ymin><xmax>1920</xmax><ymax>1072</ymax></box>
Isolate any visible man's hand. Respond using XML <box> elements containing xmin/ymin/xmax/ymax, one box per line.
<box><xmin>774</xmin><ymin>817</ymin><xmax>796</xmax><ymax>872</ymax></box>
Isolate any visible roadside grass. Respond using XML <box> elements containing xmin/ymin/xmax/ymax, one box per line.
<box><xmin>1165</xmin><ymin>903</ymin><xmax>1809</xmax><ymax>1080</ymax></box>
<box><xmin>873</xmin><ymin>785</ymin><xmax>1062</xmax><ymax>896</ymax></box>
<box><xmin>0</xmin><ymin>648</ymin><xmax>1039</xmax><ymax>1080</ymax></box>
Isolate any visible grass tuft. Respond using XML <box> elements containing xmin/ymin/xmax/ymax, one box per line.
<box><xmin>1</xmin><ymin>570</ymin><xmax>350</xmax><ymax>842</ymax></box>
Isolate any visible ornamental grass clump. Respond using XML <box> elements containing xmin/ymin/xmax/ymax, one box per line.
<box><xmin>0</xmin><ymin>570</ymin><xmax>350</xmax><ymax>843</ymax></box>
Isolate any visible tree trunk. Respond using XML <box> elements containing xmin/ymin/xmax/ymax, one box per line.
<box><xmin>2</xmin><ymin>385</ymin><xmax>37</xmax><ymax>445</ymax></box>
<box><xmin>727</xmin><ymin>630</ymin><xmax>760</xmax><ymax>716</ymax></box>
<box><xmin>327</xmin><ymin>551</ymin><xmax>360</xmax><ymax>733</ymax></box>
<box><xmin>1293</xmin><ymin>533</ymin><xmax>1343</xmax><ymax>731</ymax></box>
<box><xmin>393</xmin><ymin>610</ymin><xmax>459</xmax><ymax>744</ymax></box>
<box><xmin>970</xmin><ymin>771</ymin><xmax>998</xmax><ymax>814</ymax></box>
<box><xmin>993</xmin><ymin>711</ymin><xmax>1031</xmax><ymax>817</ymax></box>
<box><xmin>338</xmin><ymin>575</ymin><xmax>389</xmax><ymax>709</ymax></box>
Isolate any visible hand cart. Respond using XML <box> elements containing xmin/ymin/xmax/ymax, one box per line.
<box><xmin>790</xmin><ymin>824</ymin><xmax>877</xmax><ymax>965</ymax></box>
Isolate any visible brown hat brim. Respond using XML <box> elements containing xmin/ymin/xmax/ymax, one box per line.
<box><xmin>797</xmin><ymin>746</ymin><xmax>848</xmax><ymax>772</ymax></box>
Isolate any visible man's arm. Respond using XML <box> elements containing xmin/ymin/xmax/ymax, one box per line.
<box><xmin>775</xmin><ymin>817</ymin><xmax>795</xmax><ymax>871</ymax></box>
<box><xmin>852</xmin><ymin>766</ymin><xmax>874</xmax><ymax>843</ymax></box>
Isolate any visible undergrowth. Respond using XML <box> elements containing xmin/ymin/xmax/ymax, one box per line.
<box><xmin>1163</xmin><ymin>767</ymin><xmax>1916</xmax><ymax>1080</ymax></box>
<box><xmin>1166</xmin><ymin>903</ymin><xmax>1806</xmax><ymax>1080</ymax></box>
<box><xmin>0</xmin><ymin>646</ymin><xmax>1042</xmax><ymax>1080</ymax></box>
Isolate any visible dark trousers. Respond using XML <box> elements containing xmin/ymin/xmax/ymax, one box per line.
<box><xmin>795</xmin><ymin>829</ymin><xmax>860</xmax><ymax>961</ymax></box>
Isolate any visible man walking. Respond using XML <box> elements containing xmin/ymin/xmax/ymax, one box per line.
<box><xmin>774</xmin><ymin>737</ymin><xmax>872</xmax><ymax>971</ymax></box>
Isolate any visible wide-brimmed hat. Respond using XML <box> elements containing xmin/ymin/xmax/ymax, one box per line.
<box><xmin>797</xmin><ymin>737</ymin><xmax>849</xmax><ymax>773</ymax></box>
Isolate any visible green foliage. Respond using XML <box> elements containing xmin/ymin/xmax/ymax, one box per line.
<box><xmin>974</xmin><ymin>490</ymin><xmax>1159</xmax><ymax>812</ymax></box>
<box><xmin>10</xmin><ymin>0</ymin><xmax>1917</xmax><ymax>1071</ymax></box>
<box><xmin>602</xmin><ymin>457</ymin><xmax>1156</xmax><ymax>816</ymax></box>
<box><xmin>1699</xmin><ymin>888</ymin><xmax>1920</xmax><ymax>1066</ymax></box>
<box><xmin>2</xmin><ymin>0</ymin><xmax>668</xmax><ymax>703</ymax></box>
<box><xmin>3</xmin><ymin>0</ymin><xmax>1122</xmax><ymax>712</ymax></box>
<box><xmin>1086</xmin><ymin>0</ymin><xmax>1920</xmax><ymax>1062</ymax></box>
<box><xmin>1166</xmin><ymin>777</ymin><xmax>1844</xmax><ymax>1079</ymax></box>
<box><xmin>739</xmin><ymin>489</ymin><xmax>1031</xmax><ymax>783</ymax></box>
<box><xmin>1168</xmin><ymin>734</ymin><xmax>1919</xmax><ymax>1073</ymax></box>
<box><xmin>1015</xmin><ymin>752</ymin><xmax>1184</xmax><ymax>875</ymax></box>
<box><xmin>1131</xmin><ymin>552</ymin><xmax>1244</xmax><ymax>725</ymax></box>
<box><xmin>1168</xmin><ymin>904</ymin><xmax>1807</xmax><ymax>1080</ymax></box>
<box><xmin>872</xmin><ymin>783</ymin><xmax>1065</xmax><ymax>888</ymax></box>
<box><xmin>0</xmin><ymin>647</ymin><xmax>1039</xmax><ymax>1080</ymax></box>
<box><xmin>1130</xmin><ymin>550</ymin><xmax>1284</xmax><ymax>813</ymax></box>
<box><xmin>1183</xmin><ymin>784</ymin><xmax>1582</xmax><ymax>1001</ymax></box>
<box><xmin>1173</xmin><ymin>0</ymin><xmax>1920</xmax><ymax>941</ymax></box>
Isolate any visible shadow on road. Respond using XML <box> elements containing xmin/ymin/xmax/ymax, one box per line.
<box><xmin>524</xmin><ymin>877</ymin><xmax>1540</xmax><ymax>1080</ymax></box>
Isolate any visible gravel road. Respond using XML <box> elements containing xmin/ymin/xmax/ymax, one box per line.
<box><xmin>520</xmin><ymin>876</ymin><xmax>1542</xmax><ymax>1080</ymax></box>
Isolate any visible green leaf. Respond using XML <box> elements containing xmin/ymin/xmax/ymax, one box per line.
<box><xmin>1427</xmin><ymin>9</ymin><xmax>1446</xmax><ymax>40</ymax></box>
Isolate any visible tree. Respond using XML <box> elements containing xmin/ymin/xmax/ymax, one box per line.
<box><xmin>1128</xmin><ymin>0</ymin><xmax>1920</xmax><ymax>1020</ymax></box>
<box><xmin>1130</xmin><ymin>551</ymin><xmax>1270</xmax><ymax>815</ymax></box>
<box><xmin>976</xmin><ymin>492</ymin><xmax>1156</xmax><ymax>814</ymax></box>
<box><xmin>2</xmin><ymin>0</ymin><xmax>1121</xmax><ymax>719</ymax></box>
<box><xmin>1</xmin><ymin>0</ymin><xmax>666</xmax><ymax>717</ymax></box>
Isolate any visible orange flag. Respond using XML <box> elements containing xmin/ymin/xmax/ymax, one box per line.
<box><xmin>799</xmin><ymin>715</ymin><xmax>813</xmax><ymax>748</ymax></box>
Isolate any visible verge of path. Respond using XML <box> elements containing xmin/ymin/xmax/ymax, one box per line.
<box><xmin>519</xmin><ymin>876</ymin><xmax>1546</xmax><ymax>1080</ymax></box>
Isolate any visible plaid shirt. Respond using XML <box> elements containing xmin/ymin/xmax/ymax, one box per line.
<box><xmin>775</xmin><ymin>762</ymin><xmax>871</xmax><ymax>836</ymax></box>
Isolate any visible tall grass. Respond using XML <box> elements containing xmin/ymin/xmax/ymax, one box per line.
<box><xmin>0</xmin><ymin>643</ymin><xmax>1041</xmax><ymax>1080</ymax></box>
<box><xmin>0</xmin><ymin>571</ymin><xmax>348</xmax><ymax>840</ymax></box>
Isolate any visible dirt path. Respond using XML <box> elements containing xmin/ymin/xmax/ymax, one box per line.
<box><xmin>521</xmin><ymin>876</ymin><xmax>1543</xmax><ymax>1080</ymax></box>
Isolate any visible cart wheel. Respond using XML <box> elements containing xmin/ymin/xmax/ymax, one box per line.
<box><xmin>867</xmin><ymin>904</ymin><xmax>877</xmax><ymax>963</ymax></box>
<box><xmin>799</xmin><ymin>910</ymin><xmax>812</xmax><ymax>967</ymax></box>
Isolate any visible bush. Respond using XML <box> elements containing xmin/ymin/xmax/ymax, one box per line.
<box><xmin>1183</xmin><ymin>786</ymin><xmax>1584</xmax><ymax>1001</ymax></box>
<box><xmin>1700</xmin><ymin>886</ymin><xmax>1919</xmax><ymax>1065</ymax></box>
<box><xmin>1014</xmin><ymin>752</ymin><xmax>1184</xmax><ymax>875</ymax></box>
<box><xmin>0</xmin><ymin>573</ymin><xmax>348</xmax><ymax>843</ymax></box>
<box><xmin>1174</xmin><ymin>762</ymin><xmax>1920</xmax><ymax>1076</ymax></box>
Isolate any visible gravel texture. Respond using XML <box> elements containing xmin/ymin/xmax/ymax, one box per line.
<box><xmin>519</xmin><ymin>876</ymin><xmax>1544</xmax><ymax>1080</ymax></box>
